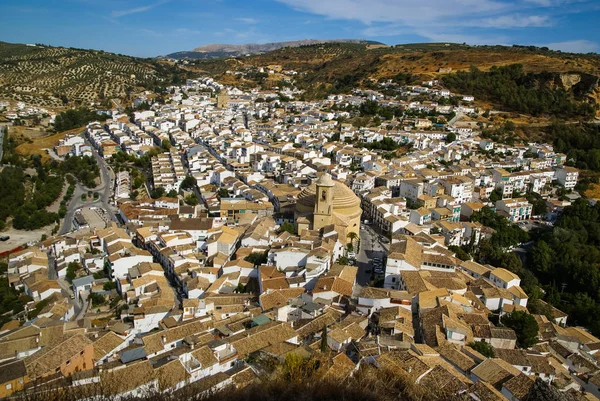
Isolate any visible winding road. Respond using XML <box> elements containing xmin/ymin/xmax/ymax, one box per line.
<box><xmin>59</xmin><ymin>135</ymin><xmax>117</xmax><ymax>235</ymax></box>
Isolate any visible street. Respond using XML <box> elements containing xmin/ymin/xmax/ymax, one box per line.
<box><xmin>59</xmin><ymin>134</ymin><xmax>117</xmax><ymax>235</ymax></box>
<box><xmin>355</xmin><ymin>222</ymin><xmax>389</xmax><ymax>286</ymax></box>
<box><xmin>48</xmin><ymin>253</ymin><xmax>86</xmax><ymax>318</ymax></box>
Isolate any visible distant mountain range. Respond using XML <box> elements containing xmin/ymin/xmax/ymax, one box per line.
<box><xmin>164</xmin><ymin>39</ymin><xmax>385</xmax><ymax>59</ymax></box>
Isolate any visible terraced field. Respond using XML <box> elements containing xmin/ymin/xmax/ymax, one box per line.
<box><xmin>0</xmin><ymin>42</ymin><xmax>181</xmax><ymax>107</ymax></box>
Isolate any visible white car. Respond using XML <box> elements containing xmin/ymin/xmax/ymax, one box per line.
<box><xmin>348</xmin><ymin>252</ymin><xmax>356</xmax><ymax>259</ymax></box>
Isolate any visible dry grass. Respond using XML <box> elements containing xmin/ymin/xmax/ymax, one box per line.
<box><xmin>375</xmin><ymin>50</ymin><xmax>600</xmax><ymax>80</ymax></box>
<box><xmin>584</xmin><ymin>183</ymin><xmax>600</xmax><ymax>200</ymax></box>
<box><xmin>14</xmin><ymin>126</ymin><xmax>84</xmax><ymax>162</ymax></box>
<box><xmin>367</xmin><ymin>44</ymin><xmax>389</xmax><ymax>50</ymax></box>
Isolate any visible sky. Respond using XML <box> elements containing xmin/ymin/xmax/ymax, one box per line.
<box><xmin>0</xmin><ymin>0</ymin><xmax>598</xmax><ymax>57</ymax></box>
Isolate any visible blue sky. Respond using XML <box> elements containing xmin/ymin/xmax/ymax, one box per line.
<box><xmin>0</xmin><ymin>0</ymin><xmax>598</xmax><ymax>57</ymax></box>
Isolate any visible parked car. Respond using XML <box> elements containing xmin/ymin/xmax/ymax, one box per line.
<box><xmin>0</xmin><ymin>235</ymin><xmax>9</xmax><ymax>241</ymax></box>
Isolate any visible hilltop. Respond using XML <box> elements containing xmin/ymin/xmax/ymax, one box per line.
<box><xmin>186</xmin><ymin>42</ymin><xmax>600</xmax><ymax>115</ymax></box>
<box><xmin>0</xmin><ymin>41</ymin><xmax>186</xmax><ymax>108</ymax></box>
<box><xmin>166</xmin><ymin>39</ymin><xmax>385</xmax><ymax>59</ymax></box>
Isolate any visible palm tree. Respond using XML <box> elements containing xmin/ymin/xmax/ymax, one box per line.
<box><xmin>347</xmin><ymin>232</ymin><xmax>358</xmax><ymax>250</ymax></box>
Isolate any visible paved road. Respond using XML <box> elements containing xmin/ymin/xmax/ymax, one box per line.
<box><xmin>59</xmin><ymin>134</ymin><xmax>117</xmax><ymax>235</ymax></box>
<box><xmin>48</xmin><ymin>253</ymin><xmax>85</xmax><ymax>316</ymax></box>
<box><xmin>74</xmin><ymin>293</ymin><xmax>89</xmax><ymax>320</ymax></box>
<box><xmin>43</xmin><ymin>147</ymin><xmax>64</xmax><ymax>162</ymax></box>
<box><xmin>356</xmin><ymin>223</ymin><xmax>388</xmax><ymax>286</ymax></box>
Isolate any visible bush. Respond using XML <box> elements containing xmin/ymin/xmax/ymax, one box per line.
<box><xmin>443</xmin><ymin>64</ymin><xmax>594</xmax><ymax>119</ymax></box>
<box><xmin>468</xmin><ymin>341</ymin><xmax>495</xmax><ymax>358</ymax></box>
<box><xmin>54</xmin><ymin>108</ymin><xmax>108</xmax><ymax>132</ymax></box>
<box><xmin>501</xmin><ymin>311</ymin><xmax>539</xmax><ymax>348</ymax></box>
<box><xmin>90</xmin><ymin>293</ymin><xmax>105</xmax><ymax>306</ymax></box>
<box><xmin>103</xmin><ymin>281</ymin><xmax>116</xmax><ymax>291</ymax></box>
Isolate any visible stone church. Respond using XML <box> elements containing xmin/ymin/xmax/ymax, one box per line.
<box><xmin>294</xmin><ymin>173</ymin><xmax>361</xmax><ymax>243</ymax></box>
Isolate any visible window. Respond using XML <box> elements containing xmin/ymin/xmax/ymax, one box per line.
<box><xmin>6</xmin><ymin>384</ymin><xmax>12</xmax><ymax>390</ymax></box>
<box><xmin>66</xmin><ymin>359</ymin><xmax>71</xmax><ymax>366</ymax></box>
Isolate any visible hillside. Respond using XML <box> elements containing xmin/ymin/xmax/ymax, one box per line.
<box><xmin>188</xmin><ymin>42</ymin><xmax>600</xmax><ymax>113</ymax></box>
<box><xmin>166</xmin><ymin>39</ymin><xmax>385</xmax><ymax>59</ymax></box>
<box><xmin>0</xmin><ymin>41</ymin><xmax>185</xmax><ymax>108</ymax></box>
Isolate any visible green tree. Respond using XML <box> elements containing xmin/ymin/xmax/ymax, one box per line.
<box><xmin>280</xmin><ymin>221</ymin><xmax>297</xmax><ymax>235</ymax></box>
<box><xmin>501</xmin><ymin>311</ymin><xmax>539</xmax><ymax>348</ymax></box>
<box><xmin>161</xmin><ymin>139</ymin><xmax>172</xmax><ymax>150</ymax></box>
<box><xmin>217</xmin><ymin>188</ymin><xmax>229</xmax><ymax>199</ymax></box>
<box><xmin>180</xmin><ymin>175</ymin><xmax>197</xmax><ymax>190</ymax></box>
<box><xmin>90</xmin><ymin>293</ymin><xmax>106</xmax><ymax>306</ymax></box>
<box><xmin>337</xmin><ymin>256</ymin><xmax>349</xmax><ymax>265</ymax></box>
<box><xmin>103</xmin><ymin>281</ymin><xmax>117</xmax><ymax>291</ymax></box>
<box><xmin>66</xmin><ymin>262</ymin><xmax>80</xmax><ymax>283</ymax></box>
<box><xmin>448</xmin><ymin>245</ymin><xmax>471</xmax><ymax>261</ymax></box>
<box><xmin>446</xmin><ymin>132</ymin><xmax>456</xmax><ymax>142</ymax></box>
<box><xmin>150</xmin><ymin>186</ymin><xmax>166</xmax><ymax>199</ymax></box>
<box><xmin>489</xmin><ymin>189</ymin><xmax>503</xmax><ymax>202</ymax></box>
<box><xmin>468</xmin><ymin>341</ymin><xmax>495</xmax><ymax>358</ymax></box>
<box><xmin>347</xmin><ymin>231</ymin><xmax>358</xmax><ymax>247</ymax></box>
<box><xmin>244</xmin><ymin>251</ymin><xmax>268</xmax><ymax>267</ymax></box>
<box><xmin>184</xmin><ymin>194</ymin><xmax>198</xmax><ymax>206</ymax></box>
<box><xmin>529</xmin><ymin>240</ymin><xmax>553</xmax><ymax>274</ymax></box>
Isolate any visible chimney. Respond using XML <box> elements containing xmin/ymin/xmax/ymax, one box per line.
<box><xmin>162</xmin><ymin>335</ymin><xmax>167</xmax><ymax>344</ymax></box>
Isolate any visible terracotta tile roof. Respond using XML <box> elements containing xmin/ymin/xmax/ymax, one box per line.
<box><xmin>437</xmin><ymin>343</ymin><xmax>477</xmax><ymax>372</ymax></box>
<box><xmin>142</xmin><ymin>319</ymin><xmax>214</xmax><ymax>355</ymax></box>
<box><xmin>228</xmin><ymin>321</ymin><xmax>297</xmax><ymax>357</ymax></box>
<box><xmin>24</xmin><ymin>333</ymin><xmax>92</xmax><ymax>378</ymax></box>
<box><xmin>259</xmin><ymin>288</ymin><xmax>304</xmax><ymax>311</ymax></box>
<box><xmin>93</xmin><ymin>332</ymin><xmax>126</xmax><ymax>361</ymax></box>
<box><xmin>325</xmin><ymin>352</ymin><xmax>355</xmax><ymax>379</ymax></box>
<box><xmin>100</xmin><ymin>360</ymin><xmax>155</xmax><ymax>395</ymax></box>
<box><xmin>471</xmin><ymin>358</ymin><xmax>520</xmax><ymax>387</ymax></box>
<box><xmin>469</xmin><ymin>380</ymin><xmax>506</xmax><ymax>401</ymax></box>
<box><xmin>155</xmin><ymin>359</ymin><xmax>190</xmax><ymax>391</ymax></box>
<box><xmin>190</xmin><ymin>346</ymin><xmax>218</xmax><ymax>368</ymax></box>
<box><xmin>502</xmin><ymin>374</ymin><xmax>535</xmax><ymax>399</ymax></box>
<box><xmin>296</xmin><ymin>309</ymin><xmax>343</xmax><ymax>338</ymax></box>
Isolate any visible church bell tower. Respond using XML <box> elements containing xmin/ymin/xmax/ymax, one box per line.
<box><xmin>313</xmin><ymin>173</ymin><xmax>335</xmax><ymax>232</ymax></box>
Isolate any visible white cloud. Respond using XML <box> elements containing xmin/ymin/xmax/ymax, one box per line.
<box><xmin>545</xmin><ymin>39</ymin><xmax>599</xmax><ymax>53</ymax></box>
<box><xmin>406</xmin><ymin>28</ymin><xmax>510</xmax><ymax>47</ymax></box>
<box><xmin>174</xmin><ymin>28</ymin><xmax>204</xmax><ymax>36</ymax></box>
<box><xmin>111</xmin><ymin>0</ymin><xmax>170</xmax><ymax>18</ymax></box>
<box><xmin>235</xmin><ymin>17</ymin><xmax>260</xmax><ymax>24</ymax></box>
<box><xmin>275</xmin><ymin>0</ymin><xmax>561</xmax><ymax>46</ymax></box>
<box><xmin>481</xmin><ymin>14</ymin><xmax>551</xmax><ymax>28</ymax></box>
<box><xmin>275</xmin><ymin>0</ymin><xmax>512</xmax><ymax>25</ymax></box>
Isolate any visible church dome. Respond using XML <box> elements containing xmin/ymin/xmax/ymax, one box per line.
<box><xmin>296</xmin><ymin>179</ymin><xmax>361</xmax><ymax>215</ymax></box>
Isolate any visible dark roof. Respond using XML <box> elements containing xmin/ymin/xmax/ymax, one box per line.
<box><xmin>120</xmin><ymin>347</ymin><xmax>147</xmax><ymax>363</ymax></box>
<box><xmin>0</xmin><ymin>358</ymin><xmax>27</xmax><ymax>383</ymax></box>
